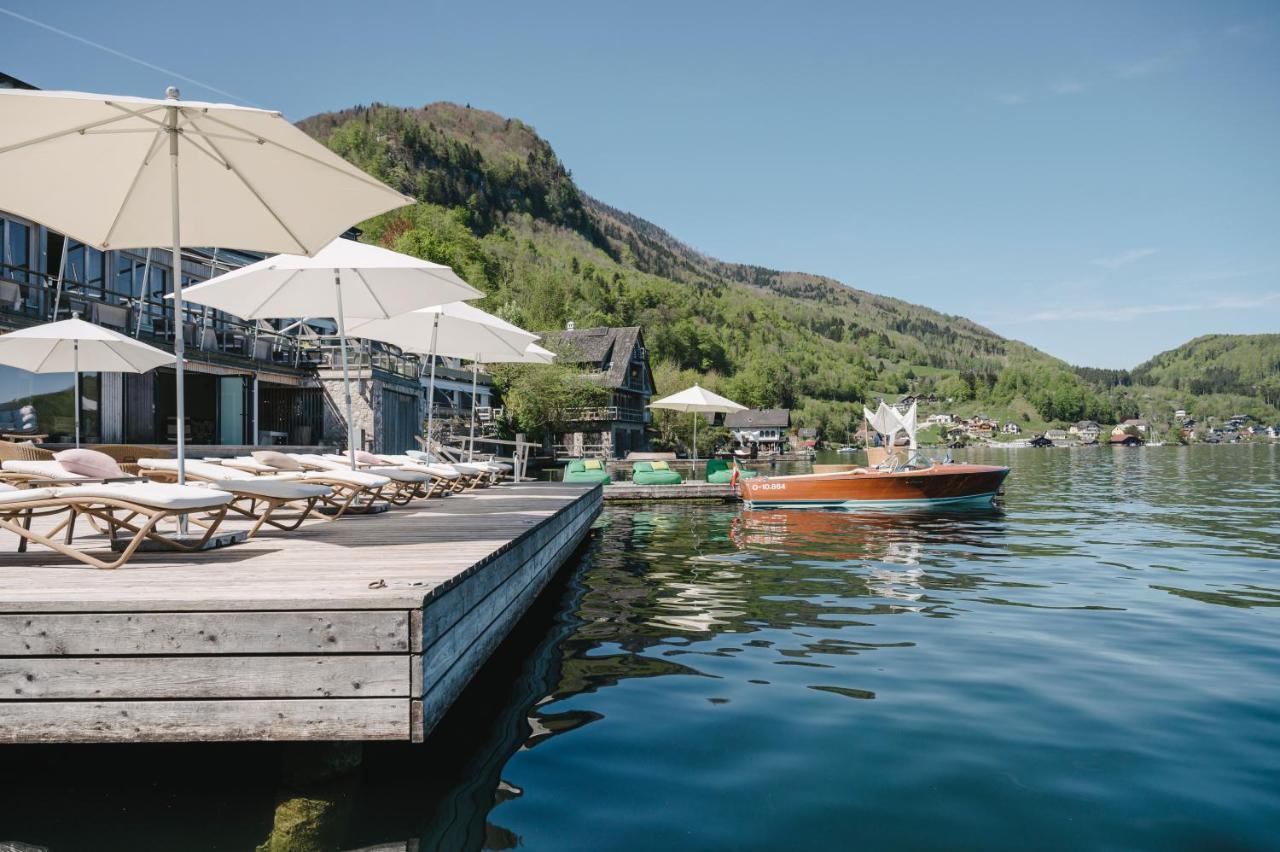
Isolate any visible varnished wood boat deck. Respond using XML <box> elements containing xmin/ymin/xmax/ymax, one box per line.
<box><xmin>0</xmin><ymin>482</ymin><xmax>601</xmax><ymax>744</ymax></box>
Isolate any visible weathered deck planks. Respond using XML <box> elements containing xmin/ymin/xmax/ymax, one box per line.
<box><xmin>0</xmin><ymin>481</ymin><xmax>601</xmax><ymax>743</ymax></box>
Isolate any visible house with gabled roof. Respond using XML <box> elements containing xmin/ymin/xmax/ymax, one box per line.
<box><xmin>541</xmin><ymin>324</ymin><xmax>654</xmax><ymax>458</ymax></box>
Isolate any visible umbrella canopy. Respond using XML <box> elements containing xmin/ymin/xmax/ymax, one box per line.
<box><xmin>348</xmin><ymin>303</ymin><xmax>538</xmax><ymax>456</ymax></box>
<box><xmin>0</xmin><ymin>87</ymin><xmax>413</xmax><ymax>484</ymax></box>
<box><xmin>347</xmin><ymin>301</ymin><xmax>537</xmax><ymax>357</ymax></box>
<box><xmin>181</xmin><ymin>242</ymin><xmax>484</xmax><ymax>468</ymax></box>
<box><xmin>0</xmin><ymin>88</ymin><xmax>411</xmax><ymax>253</ymax></box>
<box><xmin>508</xmin><ymin>342</ymin><xmax>557</xmax><ymax>365</ymax></box>
<box><xmin>649</xmin><ymin>384</ymin><xmax>746</xmax><ymax>464</ymax></box>
<box><xmin>179</xmin><ymin>238</ymin><xmax>481</xmax><ymax>321</ymax></box>
<box><xmin>0</xmin><ymin>317</ymin><xmax>174</xmax><ymax>446</ymax></box>
<box><xmin>649</xmin><ymin>384</ymin><xmax>747</xmax><ymax>414</ymax></box>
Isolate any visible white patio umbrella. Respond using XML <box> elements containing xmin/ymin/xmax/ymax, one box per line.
<box><xmin>181</xmin><ymin>239</ymin><xmax>483</xmax><ymax>467</ymax></box>
<box><xmin>0</xmin><ymin>317</ymin><xmax>174</xmax><ymax>446</ymax></box>
<box><xmin>649</xmin><ymin>384</ymin><xmax>746</xmax><ymax>464</ymax></box>
<box><xmin>0</xmin><ymin>87</ymin><xmax>413</xmax><ymax>482</ymax></box>
<box><xmin>460</xmin><ymin>341</ymin><xmax>556</xmax><ymax>460</ymax></box>
<box><xmin>347</xmin><ymin>302</ymin><xmax>537</xmax><ymax>456</ymax></box>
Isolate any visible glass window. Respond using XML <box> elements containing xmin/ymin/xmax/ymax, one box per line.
<box><xmin>0</xmin><ymin>365</ymin><xmax>99</xmax><ymax>443</ymax></box>
<box><xmin>4</xmin><ymin>220</ymin><xmax>30</xmax><ymax>282</ymax></box>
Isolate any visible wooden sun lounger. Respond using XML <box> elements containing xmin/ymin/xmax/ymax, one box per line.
<box><xmin>0</xmin><ymin>482</ymin><xmax>233</xmax><ymax>569</ymax></box>
<box><xmin>138</xmin><ymin>459</ymin><xmax>332</xmax><ymax>539</ymax></box>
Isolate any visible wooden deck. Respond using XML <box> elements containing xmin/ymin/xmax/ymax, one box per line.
<box><xmin>0</xmin><ymin>481</ymin><xmax>600</xmax><ymax>744</ymax></box>
<box><xmin>604</xmin><ymin>481</ymin><xmax>739</xmax><ymax>502</ymax></box>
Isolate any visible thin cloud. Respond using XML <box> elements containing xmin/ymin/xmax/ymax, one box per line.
<box><xmin>1010</xmin><ymin>291</ymin><xmax>1280</xmax><ymax>323</ymax></box>
<box><xmin>1092</xmin><ymin>248</ymin><xmax>1159</xmax><ymax>270</ymax></box>
<box><xmin>1115</xmin><ymin>39</ymin><xmax>1198</xmax><ymax>79</ymax></box>
<box><xmin>1053</xmin><ymin>80</ymin><xmax>1085</xmax><ymax>95</ymax></box>
<box><xmin>995</xmin><ymin>93</ymin><xmax>1027</xmax><ymax>107</ymax></box>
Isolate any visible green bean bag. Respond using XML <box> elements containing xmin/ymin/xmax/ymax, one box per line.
<box><xmin>563</xmin><ymin>458</ymin><xmax>611</xmax><ymax>484</ymax></box>
<box><xmin>705</xmin><ymin>458</ymin><xmax>757</xmax><ymax>484</ymax></box>
<box><xmin>631</xmin><ymin>460</ymin><xmax>683</xmax><ymax>485</ymax></box>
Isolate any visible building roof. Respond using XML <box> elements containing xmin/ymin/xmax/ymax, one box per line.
<box><xmin>0</xmin><ymin>72</ymin><xmax>38</xmax><ymax>90</ymax></box>
<box><xmin>725</xmin><ymin>408</ymin><xmax>790</xmax><ymax>428</ymax></box>
<box><xmin>541</xmin><ymin>326</ymin><xmax>646</xmax><ymax>390</ymax></box>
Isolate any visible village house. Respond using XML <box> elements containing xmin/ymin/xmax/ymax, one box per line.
<box><xmin>725</xmin><ymin>408</ymin><xmax>791</xmax><ymax>453</ymax></box>
<box><xmin>1044</xmin><ymin>428</ymin><xmax>1068</xmax><ymax>441</ymax></box>
<box><xmin>926</xmin><ymin>413</ymin><xmax>955</xmax><ymax>425</ymax></box>
<box><xmin>1069</xmin><ymin>420</ymin><xmax>1101</xmax><ymax>442</ymax></box>
<box><xmin>1121</xmin><ymin>418</ymin><xmax>1149</xmax><ymax>434</ymax></box>
<box><xmin>1001</xmin><ymin>422</ymin><xmax>1021</xmax><ymax>434</ymax></box>
<box><xmin>965</xmin><ymin>416</ymin><xmax>998</xmax><ymax>438</ymax></box>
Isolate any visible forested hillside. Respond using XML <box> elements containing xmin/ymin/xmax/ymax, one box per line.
<box><xmin>299</xmin><ymin>102</ymin><xmax>1279</xmax><ymax>436</ymax></box>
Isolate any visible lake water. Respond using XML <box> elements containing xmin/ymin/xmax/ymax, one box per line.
<box><xmin>2</xmin><ymin>444</ymin><xmax>1278</xmax><ymax>850</ymax></box>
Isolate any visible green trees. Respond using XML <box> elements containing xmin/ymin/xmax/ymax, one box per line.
<box><xmin>487</xmin><ymin>363</ymin><xmax>610</xmax><ymax>441</ymax></box>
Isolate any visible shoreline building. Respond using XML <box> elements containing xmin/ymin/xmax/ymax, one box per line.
<box><xmin>541</xmin><ymin>324</ymin><xmax>654</xmax><ymax>458</ymax></box>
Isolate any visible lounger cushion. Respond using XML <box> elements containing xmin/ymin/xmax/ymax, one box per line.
<box><xmin>224</xmin><ymin>457</ymin><xmax>280</xmax><ymax>474</ymax></box>
<box><xmin>377</xmin><ymin>455</ymin><xmax>460</xmax><ymax>478</ymax></box>
<box><xmin>369</xmin><ymin>468</ymin><xmax>431</xmax><ymax>483</ymax></box>
<box><xmin>0</xmin><ymin>486</ymin><xmax>56</xmax><ymax>503</ymax></box>
<box><xmin>54</xmin><ymin>448</ymin><xmax>125</xmax><ymax>479</ymax></box>
<box><xmin>140</xmin><ymin>458</ymin><xmax>255</xmax><ymax>481</ymax></box>
<box><xmin>209</xmin><ymin>478</ymin><xmax>332</xmax><ymax>500</ymax></box>
<box><xmin>252</xmin><ymin>450</ymin><xmax>305</xmax><ymax>471</ymax></box>
<box><xmin>2</xmin><ymin>460</ymin><xmax>86</xmax><ymax>480</ymax></box>
<box><xmin>53</xmin><ymin>483</ymin><xmax>234</xmax><ymax>510</ymax></box>
<box><xmin>302</xmin><ymin>469</ymin><xmax>391</xmax><ymax>488</ymax></box>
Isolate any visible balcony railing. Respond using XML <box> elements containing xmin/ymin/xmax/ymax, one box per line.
<box><xmin>564</xmin><ymin>405</ymin><xmax>648</xmax><ymax>423</ymax></box>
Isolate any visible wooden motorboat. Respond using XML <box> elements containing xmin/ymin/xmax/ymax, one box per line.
<box><xmin>738</xmin><ymin>461</ymin><xmax>1009</xmax><ymax>509</ymax></box>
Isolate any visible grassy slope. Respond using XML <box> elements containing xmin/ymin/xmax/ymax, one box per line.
<box><xmin>299</xmin><ymin>102</ymin><xmax>1279</xmax><ymax>434</ymax></box>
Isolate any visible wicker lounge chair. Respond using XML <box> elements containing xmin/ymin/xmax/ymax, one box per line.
<box><xmin>0</xmin><ymin>481</ymin><xmax>233</xmax><ymax>569</ymax></box>
<box><xmin>137</xmin><ymin>459</ymin><xmax>331</xmax><ymax>538</ymax></box>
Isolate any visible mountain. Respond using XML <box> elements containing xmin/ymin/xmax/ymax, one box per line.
<box><xmin>298</xmin><ymin>102</ymin><xmax>1279</xmax><ymax>434</ymax></box>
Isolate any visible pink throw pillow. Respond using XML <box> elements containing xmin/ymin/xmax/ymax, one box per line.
<box><xmin>347</xmin><ymin>450</ymin><xmax>384</xmax><ymax>466</ymax></box>
<box><xmin>54</xmin><ymin>448</ymin><xmax>125</xmax><ymax>479</ymax></box>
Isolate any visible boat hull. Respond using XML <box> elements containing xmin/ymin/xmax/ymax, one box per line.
<box><xmin>739</xmin><ymin>463</ymin><xmax>1010</xmax><ymax>509</ymax></box>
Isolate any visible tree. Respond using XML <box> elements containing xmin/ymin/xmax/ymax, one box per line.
<box><xmin>489</xmin><ymin>363</ymin><xmax>610</xmax><ymax>441</ymax></box>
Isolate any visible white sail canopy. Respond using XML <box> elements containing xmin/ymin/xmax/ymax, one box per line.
<box><xmin>864</xmin><ymin>401</ymin><xmax>918</xmax><ymax>449</ymax></box>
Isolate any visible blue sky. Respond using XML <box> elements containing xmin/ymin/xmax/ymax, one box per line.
<box><xmin>2</xmin><ymin>0</ymin><xmax>1277</xmax><ymax>368</ymax></box>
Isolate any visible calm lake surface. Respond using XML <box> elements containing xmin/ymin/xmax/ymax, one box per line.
<box><xmin>2</xmin><ymin>444</ymin><xmax>1278</xmax><ymax>850</ymax></box>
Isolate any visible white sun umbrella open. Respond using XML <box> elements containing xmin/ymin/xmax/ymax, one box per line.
<box><xmin>0</xmin><ymin>87</ymin><xmax>413</xmax><ymax>483</ymax></box>
<box><xmin>181</xmin><ymin>239</ymin><xmax>483</xmax><ymax>467</ymax></box>
<box><xmin>347</xmin><ymin>302</ymin><xmax>537</xmax><ymax>456</ymax></box>
<box><xmin>649</xmin><ymin>384</ymin><xmax>747</xmax><ymax>464</ymax></box>
<box><xmin>0</xmin><ymin>317</ymin><xmax>174</xmax><ymax>447</ymax></box>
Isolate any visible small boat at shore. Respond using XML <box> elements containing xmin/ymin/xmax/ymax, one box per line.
<box><xmin>739</xmin><ymin>461</ymin><xmax>1009</xmax><ymax>508</ymax></box>
<box><xmin>739</xmin><ymin>400</ymin><xmax>1009</xmax><ymax>509</ymax></box>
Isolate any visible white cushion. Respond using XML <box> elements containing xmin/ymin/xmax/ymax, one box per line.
<box><xmin>367</xmin><ymin>467</ymin><xmax>430</xmax><ymax>483</ymax></box>
<box><xmin>211</xmin><ymin>478</ymin><xmax>331</xmax><ymax>499</ymax></box>
<box><xmin>303</xmin><ymin>469</ymin><xmax>391</xmax><ymax>488</ymax></box>
<box><xmin>141</xmin><ymin>458</ymin><xmax>254</xmax><ymax>481</ymax></box>
<box><xmin>2</xmin><ymin>460</ymin><xmax>85</xmax><ymax>479</ymax></box>
<box><xmin>54</xmin><ymin>483</ymin><xmax>234</xmax><ymax>510</ymax></box>
<box><xmin>0</xmin><ymin>486</ymin><xmax>56</xmax><ymax>503</ymax></box>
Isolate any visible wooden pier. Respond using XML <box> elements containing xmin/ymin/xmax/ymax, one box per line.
<box><xmin>0</xmin><ymin>482</ymin><xmax>600</xmax><ymax>744</ymax></box>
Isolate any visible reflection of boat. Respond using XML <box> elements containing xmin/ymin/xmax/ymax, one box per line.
<box><xmin>739</xmin><ymin>462</ymin><xmax>1010</xmax><ymax>508</ymax></box>
<box><xmin>836</xmin><ymin>446</ymin><xmax>857</xmax><ymax>454</ymax></box>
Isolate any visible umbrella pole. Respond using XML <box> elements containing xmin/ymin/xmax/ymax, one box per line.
<box><xmin>468</xmin><ymin>357</ymin><xmax>478</xmax><ymax>462</ymax></box>
<box><xmin>424</xmin><ymin>315</ymin><xmax>440</xmax><ymax>459</ymax></box>
<box><xmin>332</xmin><ymin>271</ymin><xmax>357</xmax><ymax>470</ymax></box>
<box><xmin>73</xmin><ymin>339</ymin><xmax>80</xmax><ymax>448</ymax></box>
<box><xmin>693</xmin><ymin>412</ymin><xmax>698</xmax><ymax>465</ymax></box>
<box><xmin>167</xmin><ymin>93</ymin><xmax>187</xmax><ymax>489</ymax></box>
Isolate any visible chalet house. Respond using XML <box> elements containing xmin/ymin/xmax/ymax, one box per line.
<box><xmin>726</xmin><ymin>409</ymin><xmax>791</xmax><ymax>452</ymax></box>
<box><xmin>1001</xmin><ymin>422</ymin><xmax>1021</xmax><ymax>434</ymax></box>
<box><xmin>1044</xmin><ymin>429</ymin><xmax>1068</xmax><ymax>441</ymax></box>
<box><xmin>1121</xmin><ymin>418</ymin><xmax>1149</xmax><ymax>434</ymax></box>
<box><xmin>1070</xmin><ymin>420</ymin><xmax>1101</xmax><ymax>442</ymax></box>
<box><xmin>965</xmin><ymin>417</ymin><xmax>998</xmax><ymax>438</ymax></box>
<box><xmin>1174</xmin><ymin>409</ymin><xmax>1188</xmax><ymax>420</ymax></box>
<box><xmin>541</xmin><ymin>325</ymin><xmax>655</xmax><ymax>458</ymax></box>
<box><xmin>926</xmin><ymin>413</ymin><xmax>955</xmax><ymax>425</ymax></box>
